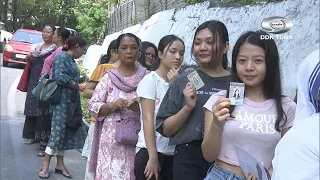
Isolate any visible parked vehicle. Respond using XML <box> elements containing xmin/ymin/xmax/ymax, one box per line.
<box><xmin>66</xmin><ymin>28</ymin><xmax>78</xmax><ymax>36</ymax></box>
<box><xmin>0</xmin><ymin>22</ymin><xmax>13</xmax><ymax>53</ymax></box>
<box><xmin>55</xmin><ymin>26</ymin><xmax>78</xmax><ymax>36</ymax></box>
<box><xmin>3</xmin><ymin>29</ymin><xmax>43</xmax><ymax>67</ymax></box>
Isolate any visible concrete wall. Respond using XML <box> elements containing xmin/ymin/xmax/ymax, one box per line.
<box><xmin>101</xmin><ymin>0</ymin><xmax>319</xmax><ymax>98</ymax></box>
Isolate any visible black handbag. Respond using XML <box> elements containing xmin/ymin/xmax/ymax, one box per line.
<box><xmin>32</xmin><ymin>71</ymin><xmax>50</xmax><ymax>99</ymax></box>
<box><xmin>65</xmin><ymin>87</ymin><xmax>83</xmax><ymax>130</ymax></box>
<box><xmin>32</xmin><ymin>71</ymin><xmax>61</xmax><ymax>105</ymax></box>
<box><xmin>41</xmin><ymin>80</ymin><xmax>61</xmax><ymax>104</ymax></box>
<box><xmin>32</xmin><ymin>59</ymin><xmax>61</xmax><ymax>105</ymax></box>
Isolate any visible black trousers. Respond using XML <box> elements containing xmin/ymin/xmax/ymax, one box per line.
<box><xmin>22</xmin><ymin>116</ymin><xmax>37</xmax><ymax>139</ymax></box>
<box><xmin>173</xmin><ymin>140</ymin><xmax>211</xmax><ymax>180</ymax></box>
<box><xmin>134</xmin><ymin>148</ymin><xmax>174</xmax><ymax>180</ymax></box>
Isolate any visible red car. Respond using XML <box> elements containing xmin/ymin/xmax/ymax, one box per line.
<box><xmin>3</xmin><ymin>29</ymin><xmax>43</xmax><ymax>67</ymax></box>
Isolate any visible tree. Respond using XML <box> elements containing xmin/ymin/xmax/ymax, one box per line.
<box><xmin>73</xmin><ymin>0</ymin><xmax>112</xmax><ymax>44</ymax></box>
<box><xmin>1</xmin><ymin>0</ymin><xmax>9</xmax><ymax>24</ymax></box>
<box><xmin>4</xmin><ymin>0</ymin><xmax>78</xmax><ymax>31</ymax></box>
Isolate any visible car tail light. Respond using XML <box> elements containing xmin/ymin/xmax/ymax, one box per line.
<box><xmin>4</xmin><ymin>44</ymin><xmax>13</xmax><ymax>51</ymax></box>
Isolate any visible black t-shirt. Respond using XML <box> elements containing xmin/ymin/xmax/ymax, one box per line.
<box><xmin>156</xmin><ymin>70</ymin><xmax>231</xmax><ymax>146</ymax></box>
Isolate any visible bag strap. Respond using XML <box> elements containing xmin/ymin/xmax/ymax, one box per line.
<box><xmin>112</xmin><ymin>84</ymin><xmax>121</xmax><ymax>121</ymax></box>
<box><xmin>71</xmin><ymin>84</ymin><xmax>80</xmax><ymax>102</ymax></box>
<box><xmin>47</xmin><ymin>57</ymin><xmax>55</xmax><ymax>73</ymax></box>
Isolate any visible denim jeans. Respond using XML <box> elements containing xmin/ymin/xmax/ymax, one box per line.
<box><xmin>204</xmin><ymin>164</ymin><xmax>245</xmax><ymax>180</ymax></box>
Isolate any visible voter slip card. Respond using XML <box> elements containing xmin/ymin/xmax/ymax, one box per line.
<box><xmin>187</xmin><ymin>71</ymin><xmax>205</xmax><ymax>90</ymax></box>
<box><xmin>229</xmin><ymin>82</ymin><xmax>245</xmax><ymax>105</ymax></box>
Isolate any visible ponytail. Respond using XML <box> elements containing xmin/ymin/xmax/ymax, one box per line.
<box><xmin>62</xmin><ymin>44</ymin><xmax>69</xmax><ymax>51</ymax></box>
<box><xmin>62</xmin><ymin>35</ymin><xmax>87</xmax><ymax>51</ymax></box>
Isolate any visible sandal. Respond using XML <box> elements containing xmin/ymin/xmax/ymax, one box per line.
<box><xmin>24</xmin><ymin>139</ymin><xmax>35</xmax><ymax>145</ymax></box>
<box><xmin>55</xmin><ymin>168</ymin><xmax>73</xmax><ymax>179</ymax></box>
<box><xmin>39</xmin><ymin>168</ymin><xmax>50</xmax><ymax>179</ymax></box>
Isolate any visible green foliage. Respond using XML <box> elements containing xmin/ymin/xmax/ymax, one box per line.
<box><xmin>3</xmin><ymin>0</ymin><xmax>78</xmax><ymax>31</ymax></box>
<box><xmin>77</xmin><ymin>63</ymin><xmax>89</xmax><ymax>78</ymax></box>
<box><xmin>3</xmin><ymin>0</ymin><xmax>120</xmax><ymax>44</ymax></box>
<box><xmin>73</xmin><ymin>0</ymin><xmax>118</xmax><ymax>44</ymax></box>
<box><xmin>77</xmin><ymin>63</ymin><xmax>90</xmax><ymax>121</ymax></box>
<box><xmin>130</xmin><ymin>17</ymin><xmax>139</xmax><ymax>24</ymax></box>
<box><xmin>80</xmin><ymin>92</ymin><xmax>91</xmax><ymax>120</ymax></box>
<box><xmin>185</xmin><ymin>0</ymin><xmax>201</xmax><ymax>5</ymax></box>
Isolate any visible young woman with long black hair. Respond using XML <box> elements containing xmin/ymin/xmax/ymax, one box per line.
<box><xmin>156</xmin><ymin>20</ymin><xmax>231</xmax><ymax>180</ymax></box>
<box><xmin>202</xmin><ymin>31</ymin><xmax>296</xmax><ymax>180</ymax></box>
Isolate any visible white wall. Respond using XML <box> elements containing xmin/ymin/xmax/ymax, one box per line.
<box><xmin>102</xmin><ymin>0</ymin><xmax>319</xmax><ymax>98</ymax></box>
<box><xmin>82</xmin><ymin>44</ymin><xmax>103</xmax><ymax>76</ymax></box>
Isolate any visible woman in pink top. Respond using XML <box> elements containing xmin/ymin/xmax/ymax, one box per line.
<box><xmin>41</xmin><ymin>27</ymin><xmax>71</xmax><ymax>78</ymax></box>
<box><xmin>201</xmin><ymin>31</ymin><xmax>296</xmax><ymax>180</ymax></box>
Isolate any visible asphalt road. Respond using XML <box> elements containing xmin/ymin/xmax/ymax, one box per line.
<box><xmin>0</xmin><ymin>53</ymin><xmax>87</xmax><ymax>180</ymax></box>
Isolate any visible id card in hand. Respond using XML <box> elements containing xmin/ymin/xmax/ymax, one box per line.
<box><xmin>229</xmin><ymin>82</ymin><xmax>245</xmax><ymax>105</ymax></box>
<box><xmin>187</xmin><ymin>71</ymin><xmax>205</xmax><ymax>90</ymax></box>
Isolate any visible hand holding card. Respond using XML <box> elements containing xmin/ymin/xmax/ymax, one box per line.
<box><xmin>183</xmin><ymin>82</ymin><xmax>197</xmax><ymax>111</ymax></box>
<box><xmin>211</xmin><ymin>98</ymin><xmax>231</xmax><ymax>128</ymax></box>
<box><xmin>187</xmin><ymin>71</ymin><xmax>205</xmax><ymax>90</ymax></box>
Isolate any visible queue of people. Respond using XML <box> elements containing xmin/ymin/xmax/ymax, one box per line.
<box><xmin>20</xmin><ymin>20</ymin><xmax>319</xmax><ymax>180</ymax></box>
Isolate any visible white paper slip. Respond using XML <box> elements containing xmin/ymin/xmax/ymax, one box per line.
<box><xmin>235</xmin><ymin>145</ymin><xmax>269</xmax><ymax>180</ymax></box>
<box><xmin>187</xmin><ymin>71</ymin><xmax>205</xmax><ymax>90</ymax></box>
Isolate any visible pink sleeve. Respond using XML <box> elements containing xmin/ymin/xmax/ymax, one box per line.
<box><xmin>41</xmin><ymin>55</ymin><xmax>53</xmax><ymax>76</ymax></box>
<box><xmin>41</xmin><ymin>48</ymin><xmax>62</xmax><ymax>77</ymax></box>
<box><xmin>203</xmin><ymin>90</ymin><xmax>227</xmax><ymax>112</ymax></box>
<box><xmin>88</xmin><ymin>73</ymin><xmax>111</xmax><ymax>120</ymax></box>
<box><xmin>282</xmin><ymin>100</ymin><xmax>297</xmax><ymax>129</ymax></box>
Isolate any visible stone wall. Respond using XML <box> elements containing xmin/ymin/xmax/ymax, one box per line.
<box><xmin>100</xmin><ymin>0</ymin><xmax>319</xmax><ymax>98</ymax></box>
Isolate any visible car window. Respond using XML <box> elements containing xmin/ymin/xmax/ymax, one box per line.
<box><xmin>12</xmin><ymin>31</ymin><xmax>43</xmax><ymax>44</ymax></box>
<box><xmin>0</xmin><ymin>24</ymin><xmax>8</xmax><ymax>31</ymax></box>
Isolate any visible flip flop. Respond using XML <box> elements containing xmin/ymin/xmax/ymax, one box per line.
<box><xmin>55</xmin><ymin>168</ymin><xmax>73</xmax><ymax>179</ymax></box>
<box><xmin>39</xmin><ymin>168</ymin><xmax>50</xmax><ymax>179</ymax></box>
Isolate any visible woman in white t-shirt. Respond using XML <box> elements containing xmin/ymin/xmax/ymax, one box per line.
<box><xmin>201</xmin><ymin>31</ymin><xmax>296</xmax><ymax>180</ymax></box>
<box><xmin>135</xmin><ymin>35</ymin><xmax>185</xmax><ymax>180</ymax></box>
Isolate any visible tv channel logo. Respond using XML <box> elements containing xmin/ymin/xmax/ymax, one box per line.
<box><xmin>261</xmin><ymin>16</ymin><xmax>293</xmax><ymax>40</ymax></box>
